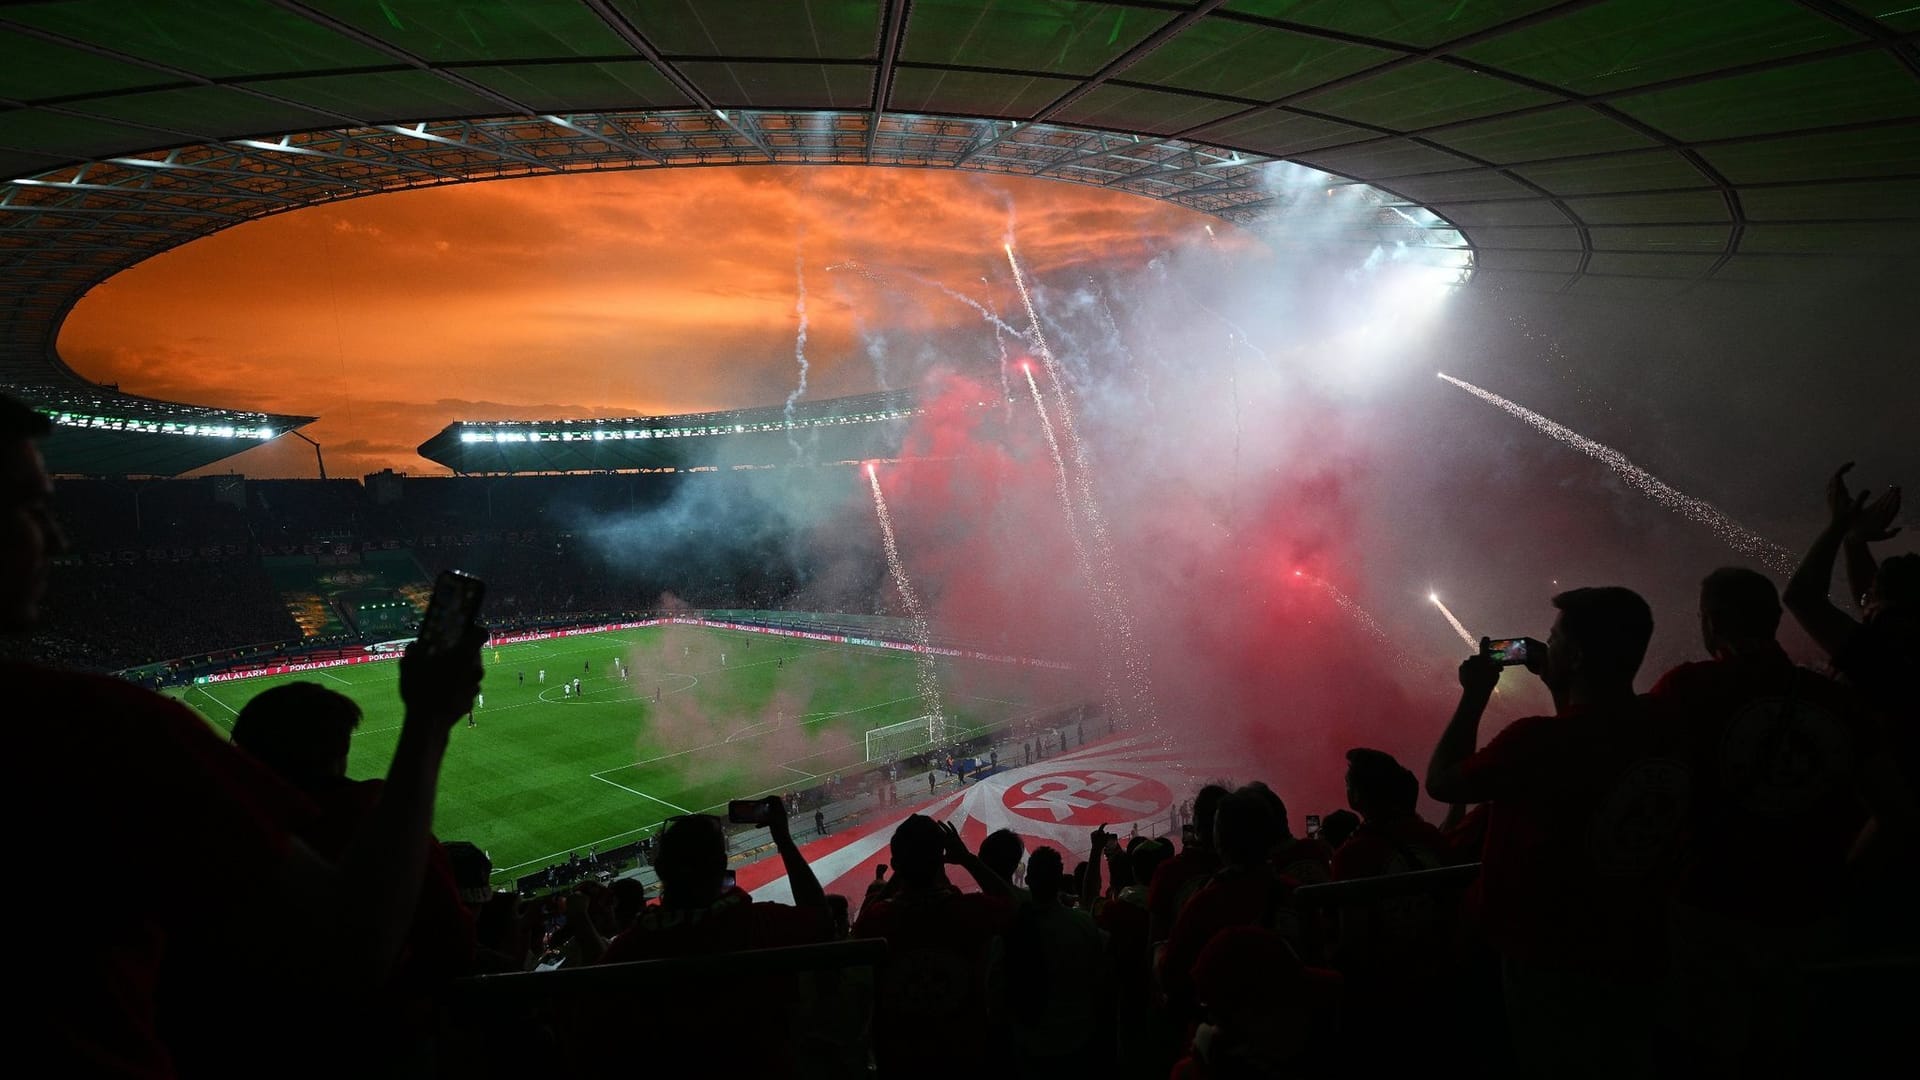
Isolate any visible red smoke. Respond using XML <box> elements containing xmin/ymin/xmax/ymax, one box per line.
<box><xmin>868</xmin><ymin>367</ymin><xmax>1451</xmax><ymax>828</ymax></box>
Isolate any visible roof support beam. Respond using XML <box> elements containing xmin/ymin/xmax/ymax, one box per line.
<box><xmin>580</xmin><ymin>0</ymin><xmax>777</xmax><ymax>160</ymax></box>
<box><xmin>956</xmin><ymin>0</ymin><xmax>1228</xmax><ymax>167</ymax></box>
<box><xmin>866</xmin><ymin>0</ymin><xmax>912</xmax><ymax>162</ymax></box>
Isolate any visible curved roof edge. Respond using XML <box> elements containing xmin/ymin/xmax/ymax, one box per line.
<box><xmin>0</xmin><ymin>109</ymin><xmax>1470</xmax><ymax>418</ymax></box>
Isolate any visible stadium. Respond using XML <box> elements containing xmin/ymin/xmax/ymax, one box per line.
<box><xmin>3</xmin><ymin>2</ymin><xmax>1915</xmax><ymax>1077</ymax></box>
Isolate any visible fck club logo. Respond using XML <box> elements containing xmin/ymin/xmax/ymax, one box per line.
<box><xmin>1005</xmin><ymin>769</ymin><xmax>1174</xmax><ymax>826</ymax></box>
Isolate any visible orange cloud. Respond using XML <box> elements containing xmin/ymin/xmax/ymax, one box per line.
<box><xmin>58</xmin><ymin>166</ymin><xmax>1225</xmax><ymax>477</ymax></box>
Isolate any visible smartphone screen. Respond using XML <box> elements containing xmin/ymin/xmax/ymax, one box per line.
<box><xmin>1484</xmin><ymin>637</ymin><xmax>1531</xmax><ymax>667</ymax></box>
<box><xmin>419</xmin><ymin>570</ymin><xmax>485</xmax><ymax>656</ymax></box>
<box><xmin>727</xmin><ymin>798</ymin><xmax>773</xmax><ymax>825</ymax></box>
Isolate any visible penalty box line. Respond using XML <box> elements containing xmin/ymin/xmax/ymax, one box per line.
<box><xmin>590</xmin><ymin>774</ymin><xmax>693</xmax><ymax>816</ymax></box>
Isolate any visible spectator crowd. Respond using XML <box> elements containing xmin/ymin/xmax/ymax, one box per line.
<box><xmin>5</xmin><ymin>392</ymin><xmax>1916</xmax><ymax>1078</ymax></box>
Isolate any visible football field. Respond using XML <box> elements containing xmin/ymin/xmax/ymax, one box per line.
<box><xmin>172</xmin><ymin>623</ymin><xmax>1077</xmax><ymax>881</ymax></box>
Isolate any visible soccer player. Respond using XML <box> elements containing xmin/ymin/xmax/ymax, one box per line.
<box><xmin>538</xmin><ymin>669</ymin><xmax>546</xmax><ymax>684</ymax></box>
<box><xmin>563</xmin><ymin>683</ymin><xmax>571</xmax><ymax>698</ymax></box>
<box><xmin>654</xmin><ymin>686</ymin><xmax>663</xmax><ymax>704</ymax></box>
<box><xmin>517</xmin><ymin>671</ymin><xmax>523</xmax><ymax>686</ymax></box>
<box><xmin>573</xmin><ymin>677</ymin><xmax>581</xmax><ymax>695</ymax></box>
<box><xmin>585</xmin><ymin>660</ymin><xmax>591</xmax><ymax>673</ymax></box>
<box><xmin>721</xmin><ymin>652</ymin><xmax>727</xmax><ymax>667</ymax></box>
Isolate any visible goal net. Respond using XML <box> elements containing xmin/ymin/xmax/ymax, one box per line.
<box><xmin>865</xmin><ymin>714</ymin><xmax>936</xmax><ymax>763</ymax></box>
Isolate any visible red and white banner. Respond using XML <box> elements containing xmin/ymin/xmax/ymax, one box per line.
<box><xmin>739</xmin><ymin>734</ymin><xmax>1216</xmax><ymax>904</ymax></box>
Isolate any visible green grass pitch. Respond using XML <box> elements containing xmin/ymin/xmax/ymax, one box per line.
<box><xmin>171</xmin><ymin>624</ymin><xmax>1076</xmax><ymax>881</ymax></box>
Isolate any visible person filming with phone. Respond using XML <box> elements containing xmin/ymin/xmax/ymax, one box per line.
<box><xmin>1425</xmin><ymin>586</ymin><xmax>1690</xmax><ymax>1080</ymax></box>
<box><xmin>598</xmin><ymin>796</ymin><xmax>828</xmax><ymax>964</ymax></box>
<box><xmin>3</xmin><ymin>393</ymin><xmax>486</xmax><ymax>1076</ymax></box>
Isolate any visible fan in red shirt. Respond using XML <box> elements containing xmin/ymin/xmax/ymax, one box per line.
<box><xmin>7</xmin><ymin>392</ymin><xmax>484</xmax><ymax>1079</ymax></box>
<box><xmin>1169</xmin><ymin>926</ymin><xmax>1338</xmax><ymax>1080</ymax></box>
<box><xmin>1426</xmin><ymin>586</ymin><xmax>1688</xmax><ymax>1080</ymax></box>
<box><xmin>599</xmin><ymin>807</ymin><xmax>828</xmax><ymax>963</ymax></box>
<box><xmin>582</xmin><ymin>805</ymin><xmax>829</xmax><ymax>1070</ymax></box>
<box><xmin>1147</xmin><ymin>783</ymin><xmax>1229</xmax><ymax>945</ymax></box>
<box><xmin>1653</xmin><ymin>569</ymin><xmax>1892</xmax><ymax>923</ymax></box>
<box><xmin>1245</xmin><ymin>781</ymin><xmax>1335</xmax><ymax>885</ymax></box>
<box><xmin>1650</xmin><ymin>567</ymin><xmax>1911</xmax><ymax>1073</ymax></box>
<box><xmin>156</xmin><ymin>683</ymin><xmax>480</xmax><ymax>1072</ymax></box>
<box><xmin>1327</xmin><ymin>748</ymin><xmax>1454</xmax><ymax>1065</ymax></box>
<box><xmin>854</xmin><ymin>814</ymin><xmax>1016</xmax><ymax>1080</ymax></box>
<box><xmin>1159</xmin><ymin>787</ymin><xmax>1313</xmax><ymax>1024</ymax></box>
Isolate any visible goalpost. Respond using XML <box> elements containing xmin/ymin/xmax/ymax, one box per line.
<box><xmin>865</xmin><ymin>714</ymin><xmax>937</xmax><ymax>763</ymax></box>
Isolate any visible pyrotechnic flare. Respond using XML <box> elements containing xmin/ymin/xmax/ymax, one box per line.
<box><xmin>1437</xmin><ymin>373</ymin><xmax>1795</xmax><ymax>574</ymax></box>
<box><xmin>1006</xmin><ymin>242</ymin><xmax>1160</xmax><ymax>732</ymax></box>
<box><xmin>1429</xmin><ymin>592</ymin><xmax>1477</xmax><ymax>649</ymax></box>
<box><xmin>867</xmin><ymin>465</ymin><xmax>946</xmax><ymax>742</ymax></box>
<box><xmin>784</xmin><ymin>251</ymin><xmax>811</xmax><ymax>457</ymax></box>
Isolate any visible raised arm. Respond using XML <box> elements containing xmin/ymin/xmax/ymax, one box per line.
<box><xmin>282</xmin><ymin>625</ymin><xmax>483</xmax><ymax>986</ymax></box>
<box><xmin>1426</xmin><ymin>650</ymin><xmax>1501</xmax><ymax>805</ymax></box>
<box><xmin>1846</xmin><ymin>484</ymin><xmax>1903</xmax><ymax>609</ymax></box>
<box><xmin>938</xmin><ymin>820</ymin><xmax>1016</xmax><ymax>899</ymax></box>
<box><xmin>766</xmin><ymin>795</ymin><xmax>827</xmax><ymax>909</ymax></box>
<box><xmin>1784</xmin><ymin>464</ymin><xmax>1878</xmax><ymax>658</ymax></box>
<box><xmin>1080</xmin><ymin>828</ymin><xmax>1111</xmax><ymax>910</ymax></box>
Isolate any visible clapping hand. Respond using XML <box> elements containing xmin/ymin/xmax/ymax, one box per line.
<box><xmin>1827</xmin><ymin>462</ymin><xmax>1903</xmax><ymax>540</ymax></box>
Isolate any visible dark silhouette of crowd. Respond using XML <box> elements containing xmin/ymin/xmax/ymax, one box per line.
<box><xmin>7</xmin><ymin>392</ymin><xmax>1916</xmax><ymax>1078</ymax></box>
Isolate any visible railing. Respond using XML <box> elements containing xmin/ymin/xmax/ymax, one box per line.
<box><xmin>446</xmin><ymin>938</ymin><xmax>887</xmax><ymax>1000</ymax></box>
<box><xmin>438</xmin><ymin>938</ymin><xmax>888</xmax><ymax>1074</ymax></box>
<box><xmin>1293</xmin><ymin>863</ymin><xmax>1481</xmax><ymax>908</ymax></box>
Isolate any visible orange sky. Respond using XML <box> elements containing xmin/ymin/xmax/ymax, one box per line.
<box><xmin>59</xmin><ymin>167</ymin><xmax>1222</xmax><ymax>477</ymax></box>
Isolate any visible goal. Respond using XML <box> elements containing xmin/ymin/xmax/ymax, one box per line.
<box><xmin>865</xmin><ymin>714</ymin><xmax>937</xmax><ymax>763</ymax></box>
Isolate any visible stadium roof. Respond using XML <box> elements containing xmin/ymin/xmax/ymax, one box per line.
<box><xmin>28</xmin><ymin>380</ymin><xmax>314</xmax><ymax>476</ymax></box>
<box><xmin>2</xmin><ymin>1</ymin><xmax>1915</xmax><ymax>472</ymax></box>
<box><xmin>418</xmin><ymin>389</ymin><xmax>924</xmax><ymax>473</ymax></box>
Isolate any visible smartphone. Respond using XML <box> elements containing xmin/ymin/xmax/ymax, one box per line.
<box><xmin>727</xmin><ymin>796</ymin><xmax>778</xmax><ymax>825</ymax></box>
<box><xmin>418</xmin><ymin>570</ymin><xmax>485</xmax><ymax>656</ymax></box>
<box><xmin>1483</xmin><ymin>636</ymin><xmax>1543</xmax><ymax>668</ymax></box>
<box><xmin>1304</xmin><ymin>814</ymin><xmax>1322</xmax><ymax>839</ymax></box>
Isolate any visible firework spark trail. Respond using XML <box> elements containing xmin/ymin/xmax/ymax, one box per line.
<box><xmin>1094</xmin><ymin>284</ymin><xmax>1151</xmax><ymax>411</ymax></box>
<box><xmin>914</xmin><ymin>274</ymin><xmax>1026</xmax><ymax>337</ymax></box>
<box><xmin>1429</xmin><ymin>593</ymin><xmax>1478</xmax><ymax>649</ymax></box>
<box><xmin>987</xmin><ymin>294</ymin><xmax>1013</xmax><ymax>399</ymax></box>
<box><xmin>1172</xmin><ymin>280</ymin><xmax>1262</xmax><ymax>528</ymax></box>
<box><xmin>784</xmin><ymin>252</ymin><xmax>810</xmax><ymax>456</ymax></box>
<box><xmin>1438</xmin><ymin>373</ymin><xmax>1795</xmax><ymax>574</ymax></box>
<box><xmin>868</xmin><ymin>465</ymin><xmax>946</xmax><ymax>739</ymax></box>
<box><xmin>1006</xmin><ymin>242</ymin><xmax>1160</xmax><ymax>731</ymax></box>
<box><xmin>1296</xmin><ymin>571</ymin><xmax>1431</xmax><ymax>675</ymax></box>
<box><xmin>826</xmin><ymin>259</ymin><xmax>1026</xmax><ymax>337</ymax></box>
<box><xmin>1026</xmin><ymin>365</ymin><xmax>1126</xmax><ymax>717</ymax></box>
